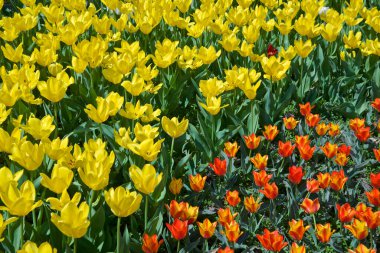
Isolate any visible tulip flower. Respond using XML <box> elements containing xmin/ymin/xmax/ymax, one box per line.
<box><xmin>260</xmin><ymin>56</ymin><xmax>291</xmax><ymax>82</ymax></box>
<box><xmin>371</xmin><ymin>98</ymin><xmax>380</xmax><ymax>112</ymax></box>
<box><xmin>320</xmin><ymin>142</ymin><xmax>338</xmax><ymax>159</ymax></box>
<box><xmin>169</xmin><ymin>178</ymin><xmax>183</xmax><ymax>195</ymax></box>
<box><xmin>253</xmin><ymin>170</ymin><xmax>272</xmax><ymax>187</ymax></box>
<box><xmin>316</xmin><ymin>123</ymin><xmax>330</xmax><ymax>136</ymax></box>
<box><xmin>161</xmin><ymin>116</ymin><xmax>189</xmax><ymax>139</ymax></box>
<box><xmin>40</xmin><ymin>164</ymin><xmax>74</xmax><ymax>194</ymax></box>
<box><xmin>142</xmin><ymin>234</ymin><xmax>163</xmax><ymax>253</ymax></box>
<box><xmin>0</xmin><ymin>103</ymin><xmax>11</xmax><ymax>125</ymax></box>
<box><xmin>328</xmin><ymin>123</ymin><xmax>340</xmax><ymax>136</ymax></box>
<box><xmin>366</xmin><ymin>188</ymin><xmax>380</xmax><ymax>207</ymax></box>
<box><xmin>317</xmin><ymin>172</ymin><xmax>331</xmax><ymax>189</ymax></box>
<box><xmin>336</xmin><ymin>203</ymin><xmax>356</xmax><ymax>223</ymax></box>
<box><xmin>344</xmin><ymin>219</ymin><xmax>369</xmax><ymax>240</ymax></box>
<box><xmin>295</xmin><ymin>135</ymin><xmax>310</xmax><ymax>147</ymax></box>
<box><xmin>18</xmin><ymin>241</ymin><xmax>57</xmax><ymax>253</ymax></box>
<box><xmin>47</xmin><ymin>190</ymin><xmax>81</xmax><ymax>212</ymax></box>
<box><xmin>283</xmin><ymin>117</ymin><xmax>299</xmax><ymax>130</ymax></box>
<box><xmin>128</xmin><ymin>138</ymin><xmax>165</xmax><ymax>162</ymax></box>
<box><xmin>306</xmin><ymin>179</ymin><xmax>320</xmax><ymax>193</ymax></box>
<box><xmin>299</xmin><ymin>102</ymin><xmax>315</xmax><ymax>116</ymax></box>
<box><xmin>104</xmin><ymin>186</ymin><xmax>142</xmax><ymax>217</ymax></box>
<box><xmin>256</xmin><ymin>229</ymin><xmax>288</xmax><ymax>252</ymax></box>
<box><xmin>330</xmin><ymin>170</ymin><xmax>348</xmax><ymax>191</ymax></box>
<box><xmin>263</xmin><ymin>125</ymin><xmax>279</xmax><ymax>141</ymax></box>
<box><xmin>225</xmin><ymin>190</ymin><xmax>241</xmax><ymax>207</ymax></box>
<box><xmin>166</xmin><ymin>219</ymin><xmax>188</xmax><ymax>240</ymax></box>
<box><xmin>244</xmin><ymin>195</ymin><xmax>262</xmax><ymax>213</ymax></box>
<box><xmin>224</xmin><ymin>221</ymin><xmax>243</xmax><ymax>243</ymax></box>
<box><xmin>20</xmin><ymin>115</ymin><xmax>55</xmax><ymax>140</ymax></box>
<box><xmin>209</xmin><ymin>158</ymin><xmax>227</xmax><ymax>176</ymax></box>
<box><xmin>370</xmin><ymin>173</ymin><xmax>380</xmax><ymax>188</ymax></box>
<box><xmin>288</xmin><ymin>166</ymin><xmax>303</xmax><ymax>184</ymax></box>
<box><xmin>218</xmin><ymin>208</ymin><xmax>238</xmax><ymax>227</ymax></box>
<box><xmin>335</xmin><ymin>153</ymin><xmax>348</xmax><ymax>166</ymax></box>
<box><xmin>9</xmin><ymin>140</ymin><xmax>45</xmax><ymax>171</ymax></box>
<box><xmin>267</xmin><ymin>44</ymin><xmax>278</xmax><ymax>57</ymax></box>
<box><xmin>349</xmin><ymin>118</ymin><xmax>365</xmax><ymax>132</ymax></box>
<box><xmin>278</xmin><ymin>140</ymin><xmax>295</xmax><ymax>157</ymax></box>
<box><xmin>51</xmin><ymin>202</ymin><xmax>90</xmax><ymax>238</ymax></box>
<box><xmin>290</xmin><ymin>242</ymin><xmax>306</xmax><ymax>253</ymax></box>
<box><xmin>294</xmin><ymin>39</ymin><xmax>316</xmax><ymax>58</ymax></box>
<box><xmin>259</xmin><ymin>183</ymin><xmax>279</xmax><ymax>199</ymax></box>
<box><xmin>316</xmin><ymin>223</ymin><xmax>335</xmax><ymax>243</ymax></box>
<box><xmin>189</xmin><ymin>174</ymin><xmax>207</xmax><ymax>192</ymax></box>
<box><xmin>373</xmin><ymin>149</ymin><xmax>380</xmax><ymax>162</ymax></box>
<box><xmin>129</xmin><ymin>164</ymin><xmax>163</xmax><ymax>195</ymax></box>
<box><xmin>243</xmin><ymin>133</ymin><xmax>261</xmax><ymax>149</ymax></box>
<box><xmin>348</xmin><ymin>244</ymin><xmax>376</xmax><ymax>253</ymax></box>
<box><xmin>354</xmin><ymin>127</ymin><xmax>370</xmax><ymax>142</ymax></box>
<box><xmin>305</xmin><ymin>113</ymin><xmax>320</xmax><ymax>127</ymax></box>
<box><xmin>0</xmin><ymin>214</ymin><xmax>17</xmax><ymax>242</ymax></box>
<box><xmin>0</xmin><ymin>166</ymin><xmax>23</xmax><ymax>193</ymax></box>
<box><xmin>300</xmin><ymin>198</ymin><xmax>320</xmax><ymax>214</ymax></box>
<box><xmin>197</xmin><ymin>218</ymin><xmax>217</xmax><ymax>239</ymax></box>
<box><xmin>250</xmin><ymin>153</ymin><xmax>268</xmax><ymax>170</ymax></box>
<box><xmin>199</xmin><ymin>96</ymin><xmax>228</xmax><ymax>115</ymax></box>
<box><xmin>297</xmin><ymin>144</ymin><xmax>315</xmax><ymax>161</ymax></box>
<box><xmin>217</xmin><ymin>247</ymin><xmax>234</xmax><ymax>253</ymax></box>
<box><xmin>288</xmin><ymin>219</ymin><xmax>310</xmax><ymax>241</ymax></box>
<box><xmin>224</xmin><ymin>141</ymin><xmax>239</xmax><ymax>158</ymax></box>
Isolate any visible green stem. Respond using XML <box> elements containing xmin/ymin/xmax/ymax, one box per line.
<box><xmin>177</xmin><ymin>240</ymin><xmax>180</xmax><ymax>253</ymax></box>
<box><xmin>144</xmin><ymin>195</ymin><xmax>149</xmax><ymax>231</ymax></box>
<box><xmin>170</xmin><ymin>137</ymin><xmax>175</xmax><ymax>159</ymax></box>
<box><xmin>73</xmin><ymin>238</ymin><xmax>77</xmax><ymax>253</ymax></box>
<box><xmin>32</xmin><ymin>209</ymin><xmax>37</xmax><ymax>229</ymax></box>
<box><xmin>211</xmin><ymin>116</ymin><xmax>215</xmax><ymax>144</ymax></box>
<box><xmin>312</xmin><ymin>214</ymin><xmax>317</xmax><ymax>229</ymax></box>
<box><xmin>88</xmin><ymin>190</ymin><xmax>95</xmax><ymax>219</ymax></box>
<box><xmin>20</xmin><ymin>216</ymin><xmax>24</xmax><ymax>249</ymax></box>
<box><xmin>116</xmin><ymin>217</ymin><xmax>121</xmax><ymax>253</ymax></box>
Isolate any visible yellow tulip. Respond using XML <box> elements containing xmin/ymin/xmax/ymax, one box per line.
<box><xmin>241</xmin><ymin>80</ymin><xmax>262</xmax><ymax>100</ymax></box>
<box><xmin>260</xmin><ymin>56</ymin><xmax>291</xmax><ymax>82</ymax></box>
<box><xmin>104</xmin><ymin>186</ymin><xmax>142</xmax><ymax>217</ymax></box>
<box><xmin>31</xmin><ymin>47</ymin><xmax>58</xmax><ymax>67</ymax></box>
<box><xmin>0</xmin><ymin>166</ymin><xmax>23</xmax><ymax>193</ymax></box>
<box><xmin>121</xmin><ymin>74</ymin><xmax>148</xmax><ymax>96</ymax></box>
<box><xmin>114</xmin><ymin>127</ymin><xmax>133</xmax><ymax>149</ymax></box>
<box><xmin>141</xmin><ymin>104</ymin><xmax>161</xmax><ymax>123</ymax></box>
<box><xmin>279</xmin><ymin>46</ymin><xmax>297</xmax><ymax>61</ymax></box>
<box><xmin>17</xmin><ymin>241</ymin><xmax>57</xmax><ymax>253</ymax></box>
<box><xmin>0</xmin><ymin>82</ymin><xmax>22</xmax><ymax>107</ymax></box>
<box><xmin>127</xmin><ymin>138</ymin><xmax>164</xmax><ymax>162</ymax></box>
<box><xmin>199</xmin><ymin>96</ymin><xmax>228</xmax><ymax>115</ymax></box>
<box><xmin>0</xmin><ymin>0</ymin><xmax>3</xmax><ymax>10</ymax></box>
<box><xmin>21</xmin><ymin>115</ymin><xmax>55</xmax><ymax>140</ymax></box>
<box><xmin>51</xmin><ymin>202</ymin><xmax>90</xmax><ymax>238</ymax></box>
<box><xmin>1</xmin><ymin>42</ymin><xmax>23</xmax><ymax>63</ymax></box>
<box><xmin>320</xmin><ymin>23</ymin><xmax>342</xmax><ymax>42</ymax></box>
<box><xmin>47</xmin><ymin>190</ymin><xmax>81</xmax><ymax>211</ymax></box>
<box><xmin>85</xmin><ymin>92</ymin><xmax>124</xmax><ymax>123</ymax></box>
<box><xmin>0</xmin><ymin>103</ymin><xmax>12</xmax><ymax>125</ymax></box>
<box><xmin>37</xmin><ymin>71</ymin><xmax>74</xmax><ymax>102</ymax></box>
<box><xmin>119</xmin><ymin>100</ymin><xmax>148</xmax><ymax>120</ymax></box>
<box><xmin>40</xmin><ymin>164</ymin><xmax>74</xmax><ymax>194</ymax></box>
<box><xmin>0</xmin><ymin>128</ymin><xmax>22</xmax><ymax>154</ymax></box>
<box><xmin>42</xmin><ymin>137</ymin><xmax>72</xmax><ymax>161</ymax></box>
<box><xmin>161</xmin><ymin>116</ymin><xmax>189</xmax><ymax>139</ymax></box>
<box><xmin>242</xmin><ymin>25</ymin><xmax>260</xmax><ymax>44</ymax></box>
<box><xmin>71</xmin><ymin>56</ymin><xmax>88</xmax><ymax>73</ymax></box>
<box><xmin>343</xmin><ymin>31</ymin><xmax>362</xmax><ymax>49</ymax></box>
<box><xmin>218</xmin><ymin>31</ymin><xmax>240</xmax><ymax>52</ymax></box>
<box><xmin>238</xmin><ymin>41</ymin><xmax>255</xmax><ymax>57</ymax></box>
<box><xmin>134</xmin><ymin>122</ymin><xmax>159</xmax><ymax>142</ymax></box>
<box><xmin>9</xmin><ymin>140</ymin><xmax>44</xmax><ymax>171</ymax></box>
<box><xmin>0</xmin><ymin>214</ymin><xmax>17</xmax><ymax>242</ymax></box>
<box><xmin>0</xmin><ymin>180</ymin><xmax>42</xmax><ymax>216</ymax></box>
<box><xmin>198</xmin><ymin>46</ymin><xmax>221</xmax><ymax>64</ymax></box>
<box><xmin>47</xmin><ymin>63</ymin><xmax>64</xmax><ymax>76</ymax></box>
<box><xmin>199</xmin><ymin>78</ymin><xmax>225</xmax><ymax>98</ymax></box>
<box><xmin>129</xmin><ymin>164</ymin><xmax>163</xmax><ymax>194</ymax></box>
<box><xmin>152</xmin><ymin>38</ymin><xmax>180</xmax><ymax>68</ymax></box>
<box><xmin>294</xmin><ymin>39</ymin><xmax>316</xmax><ymax>58</ymax></box>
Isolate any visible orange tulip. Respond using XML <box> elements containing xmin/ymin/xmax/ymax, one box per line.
<box><xmin>335</xmin><ymin>153</ymin><xmax>348</xmax><ymax>166</ymax></box>
<box><xmin>306</xmin><ymin>179</ymin><xmax>320</xmax><ymax>193</ymax></box>
<box><xmin>250</xmin><ymin>153</ymin><xmax>268</xmax><ymax>170</ymax></box>
<box><xmin>371</xmin><ymin>98</ymin><xmax>380</xmax><ymax>112</ymax></box>
<box><xmin>354</xmin><ymin>127</ymin><xmax>370</xmax><ymax>142</ymax></box>
<box><xmin>209</xmin><ymin>158</ymin><xmax>227</xmax><ymax>176</ymax></box>
<box><xmin>295</xmin><ymin>135</ymin><xmax>310</xmax><ymax>147</ymax></box>
<box><xmin>217</xmin><ymin>247</ymin><xmax>234</xmax><ymax>253</ymax></box>
<box><xmin>344</xmin><ymin>219</ymin><xmax>368</xmax><ymax>240</ymax></box>
<box><xmin>288</xmin><ymin>219</ymin><xmax>310</xmax><ymax>241</ymax></box>
<box><xmin>142</xmin><ymin>234</ymin><xmax>163</xmax><ymax>253</ymax></box>
<box><xmin>330</xmin><ymin>170</ymin><xmax>348</xmax><ymax>191</ymax></box>
<box><xmin>283</xmin><ymin>117</ymin><xmax>299</xmax><ymax>130</ymax></box>
<box><xmin>300</xmin><ymin>198</ymin><xmax>320</xmax><ymax>214</ymax></box>
<box><xmin>349</xmin><ymin>118</ymin><xmax>365</xmax><ymax>132</ymax></box>
<box><xmin>225</xmin><ymin>190</ymin><xmax>241</xmax><ymax>207</ymax></box>
<box><xmin>263</xmin><ymin>125</ymin><xmax>279</xmax><ymax>141</ymax></box>
<box><xmin>290</xmin><ymin>242</ymin><xmax>306</xmax><ymax>253</ymax></box>
<box><xmin>166</xmin><ymin>219</ymin><xmax>188</xmax><ymax>240</ymax></box>
<box><xmin>166</xmin><ymin>200</ymin><xmax>187</xmax><ymax>220</ymax></box>
<box><xmin>299</xmin><ymin>102</ymin><xmax>314</xmax><ymax>116</ymax></box>
<box><xmin>370</xmin><ymin>172</ymin><xmax>380</xmax><ymax>188</ymax></box>
<box><xmin>244</xmin><ymin>195</ymin><xmax>262</xmax><ymax>213</ymax></box>
<box><xmin>317</xmin><ymin>172</ymin><xmax>331</xmax><ymax>189</ymax></box>
<box><xmin>336</xmin><ymin>203</ymin><xmax>356</xmax><ymax>223</ymax></box>
<box><xmin>278</xmin><ymin>141</ymin><xmax>295</xmax><ymax>157</ymax></box>
<box><xmin>243</xmin><ymin>133</ymin><xmax>261</xmax><ymax>150</ymax></box>
<box><xmin>360</xmin><ymin>208</ymin><xmax>380</xmax><ymax>230</ymax></box>
<box><xmin>373</xmin><ymin>148</ymin><xmax>380</xmax><ymax>162</ymax></box>
<box><xmin>315</xmin><ymin>123</ymin><xmax>330</xmax><ymax>136</ymax></box>
<box><xmin>305</xmin><ymin>113</ymin><xmax>320</xmax><ymax>127</ymax></box>
<box><xmin>320</xmin><ymin>142</ymin><xmax>338</xmax><ymax>158</ymax></box>
<box><xmin>224</xmin><ymin>141</ymin><xmax>239</xmax><ymax>158</ymax></box>
<box><xmin>298</xmin><ymin>144</ymin><xmax>315</xmax><ymax>161</ymax></box>
<box><xmin>197</xmin><ymin>218</ymin><xmax>217</xmax><ymax>239</ymax></box>
<box><xmin>253</xmin><ymin>170</ymin><xmax>272</xmax><ymax>187</ymax></box>
<box><xmin>355</xmin><ymin>203</ymin><xmax>369</xmax><ymax>220</ymax></box>
<box><xmin>189</xmin><ymin>174</ymin><xmax>207</xmax><ymax>192</ymax></box>
<box><xmin>328</xmin><ymin>123</ymin><xmax>340</xmax><ymax>136</ymax></box>
<box><xmin>366</xmin><ymin>188</ymin><xmax>380</xmax><ymax>207</ymax></box>
<box><xmin>348</xmin><ymin>243</ymin><xmax>376</xmax><ymax>253</ymax></box>
<box><xmin>224</xmin><ymin>221</ymin><xmax>243</xmax><ymax>243</ymax></box>
<box><xmin>259</xmin><ymin>183</ymin><xmax>278</xmax><ymax>199</ymax></box>
<box><xmin>316</xmin><ymin>223</ymin><xmax>335</xmax><ymax>243</ymax></box>
<box><xmin>256</xmin><ymin>229</ymin><xmax>288</xmax><ymax>252</ymax></box>
<box><xmin>218</xmin><ymin>207</ymin><xmax>238</xmax><ymax>227</ymax></box>
<box><xmin>288</xmin><ymin>166</ymin><xmax>303</xmax><ymax>185</ymax></box>
<box><xmin>186</xmin><ymin>205</ymin><xmax>199</xmax><ymax>224</ymax></box>
<box><xmin>338</xmin><ymin>144</ymin><xmax>351</xmax><ymax>156</ymax></box>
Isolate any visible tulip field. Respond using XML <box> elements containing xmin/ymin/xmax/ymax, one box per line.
<box><xmin>0</xmin><ymin>0</ymin><xmax>380</xmax><ymax>252</ymax></box>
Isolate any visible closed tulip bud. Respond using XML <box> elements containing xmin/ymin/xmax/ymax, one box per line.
<box><xmin>166</xmin><ymin>219</ymin><xmax>188</xmax><ymax>240</ymax></box>
<box><xmin>317</xmin><ymin>172</ymin><xmax>331</xmax><ymax>189</ymax></box>
<box><xmin>348</xmin><ymin>244</ymin><xmax>376</xmax><ymax>253</ymax></box>
<box><xmin>169</xmin><ymin>178</ymin><xmax>183</xmax><ymax>195</ymax></box>
<box><xmin>129</xmin><ymin>164</ymin><xmax>163</xmax><ymax>195</ymax></box>
<box><xmin>330</xmin><ymin>170</ymin><xmax>348</xmax><ymax>191</ymax></box>
<box><xmin>104</xmin><ymin>186</ymin><xmax>142</xmax><ymax>217</ymax></box>
<box><xmin>197</xmin><ymin>218</ymin><xmax>217</xmax><ymax>239</ymax></box>
<box><xmin>300</xmin><ymin>198</ymin><xmax>320</xmax><ymax>214</ymax></box>
<box><xmin>142</xmin><ymin>234</ymin><xmax>163</xmax><ymax>253</ymax></box>
<box><xmin>290</xmin><ymin>242</ymin><xmax>306</xmax><ymax>253</ymax></box>
<box><xmin>316</xmin><ymin>223</ymin><xmax>335</xmax><ymax>243</ymax></box>
<box><xmin>371</xmin><ymin>98</ymin><xmax>380</xmax><ymax>112</ymax></box>
<box><xmin>370</xmin><ymin>173</ymin><xmax>380</xmax><ymax>188</ymax></box>
<box><xmin>18</xmin><ymin>241</ymin><xmax>57</xmax><ymax>253</ymax></box>
<box><xmin>355</xmin><ymin>127</ymin><xmax>370</xmax><ymax>142</ymax></box>
<box><xmin>51</xmin><ymin>202</ymin><xmax>90</xmax><ymax>238</ymax></box>
<box><xmin>253</xmin><ymin>170</ymin><xmax>272</xmax><ymax>187</ymax></box>
<box><xmin>40</xmin><ymin>164</ymin><xmax>74</xmax><ymax>194</ymax></box>
<box><xmin>288</xmin><ymin>166</ymin><xmax>303</xmax><ymax>184</ymax></box>
<box><xmin>263</xmin><ymin>125</ymin><xmax>279</xmax><ymax>141</ymax></box>
<box><xmin>209</xmin><ymin>158</ymin><xmax>227</xmax><ymax>176</ymax></box>
<box><xmin>161</xmin><ymin>116</ymin><xmax>189</xmax><ymax>138</ymax></box>
<box><xmin>256</xmin><ymin>229</ymin><xmax>288</xmax><ymax>252</ymax></box>
<box><xmin>259</xmin><ymin>183</ymin><xmax>278</xmax><ymax>199</ymax></box>
<box><xmin>320</xmin><ymin>142</ymin><xmax>338</xmax><ymax>158</ymax></box>
<box><xmin>224</xmin><ymin>221</ymin><xmax>243</xmax><ymax>243</ymax></box>
<box><xmin>225</xmin><ymin>190</ymin><xmax>241</xmax><ymax>207</ymax></box>
<box><xmin>305</xmin><ymin>113</ymin><xmax>320</xmax><ymax>127</ymax></box>
<box><xmin>218</xmin><ymin>208</ymin><xmax>238</xmax><ymax>227</ymax></box>
<box><xmin>0</xmin><ymin>214</ymin><xmax>17</xmax><ymax>242</ymax></box>
<box><xmin>288</xmin><ymin>219</ymin><xmax>310</xmax><ymax>241</ymax></box>
<box><xmin>244</xmin><ymin>195</ymin><xmax>262</xmax><ymax>213</ymax></box>
<box><xmin>344</xmin><ymin>219</ymin><xmax>369</xmax><ymax>240</ymax></box>
<box><xmin>224</xmin><ymin>141</ymin><xmax>239</xmax><ymax>158</ymax></box>
<box><xmin>278</xmin><ymin>141</ymin><xmax>295</xmax><ymax>157</ymax></box>
<box><xmin>283</xmin><ymin>117</ymin><xmax>299</xmax><ymax>130</ymax></box>
<box><xmin>316</xmin><ymin>123</ymin><xmax>330</xmax><ymax>136</ymax></box>
<box><xmin>250</xmin><ymin>153</ymin><xmax>268</xmax><ymax>170</ymax></box>
<box><xmin>189</xmin><ymin>174</ymin><xmax>206</xmax><ymax>192</ymax></box>
<box><xmin>366</xmin><ymin>188</ymin><xmax>380</xmax><ymax>207</ymax></box>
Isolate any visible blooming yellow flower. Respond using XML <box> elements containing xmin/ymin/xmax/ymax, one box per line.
<box><xmin>294</xmin><ymin>39</ymin><xmax>316</xmax><ymax>58</ymax></box>
<box><xmin>127</xmin><ymin>138</ymin><xmax>164</xmax><ymax>162</ymax></box>
<box><xmin>47</xmin><ymin>190</ymin><xmax>81</xmax><ymax>211</ymax></box>
<box><xmin>1</xmin><ymin>42</ymin><xmax>23</xmax><ymax>63</ymax></box>
<box><xmin>199</xmin><ymin>96</ymin><xmax>228</xmax><ymax>115</ymax></box>
<box><xmin>169</xmin><ymin>178</ymin><xmax>183</xmax><ymax>195</ymax></box>
<box><xmin>40</xmin><ymin>164</ymin><xmax>74</xmax><ymax>194</ymax></box>
<box><xmin>104</xmin><ymin>186</ymin><xmax>142</xmax><ymax>217</ymax></box>
<box><xmin>119</xmin><ymin>100</ymin><xmax>148</xmax><ymax>120</ymax></box>
<box><xmin>161</xmin><ymin>116</ymin><xmax>189</xmax><ymax>139</ymax></box>
<box><xmin>199</xmin><ymin>78</ymin><xmax>225</xmax><ymax>98</ymax></box>
<box><xmin>129</xmin><ymin>164</ymin><xmax>163</xmax><ymax>194</ymax></box>
<box><xmin>0</xmin><ymin>166</ymin><xmax>23</xmax><ymax>194</ymax></box>
<box><xmin>21</xmin><ymin>115</ymin><xmax>55</xmax><ymax>140</ymax></box>
<box><xmin>0</xmin><ymin>103</ymin><xmax>11</xmax><ymax>125</ymax></box>
<box><xmin>260</xmin><ymin>56</ymin><xmax>291</xmax><ymax>81</ymax></box>
<box><xmin>9</xmin><ymin>140</ymin><xmax>44</xmax><ymax>171</ymax></box>
<box><xmin>152</xmin><ymin>39</ymin><xmax>180</xmax><ymax>68</ymax></box>
<box><xmin>17</xmin><ymin>241</ymin><xmax>57</xmax><ymax>253</ymax></box>
<box><xmin>37</xmin><ymin>71</ymin><xmax>74</xmax><ymax>102</ymax></box>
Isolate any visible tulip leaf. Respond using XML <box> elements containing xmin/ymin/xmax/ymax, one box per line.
<box><xmin>146</xmin><ymin>211</ymin><xmax>163</xmax><ymax>236</ymax></box>
<box><xmin>90</xmin><ymin>206</ymin><xmax>105</xmax><ymax>238</ymax></box>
